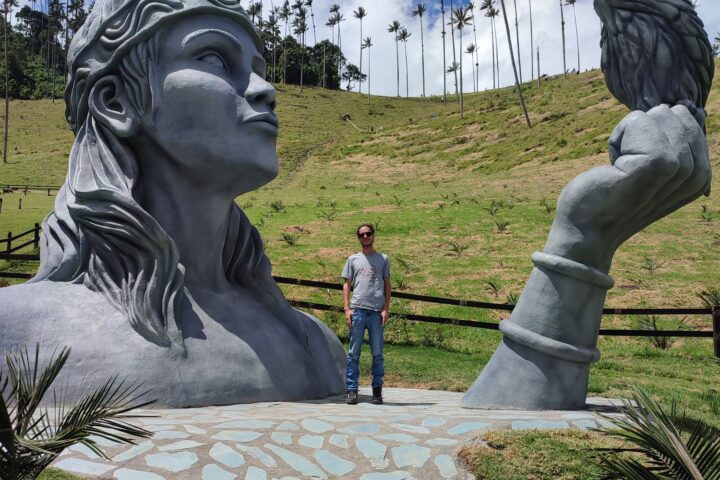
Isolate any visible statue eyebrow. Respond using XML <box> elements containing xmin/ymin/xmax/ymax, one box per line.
<box><xmin>181</xmin><ymin>29</ymin><xmax>244</xmax><ymax>51</ymax></box>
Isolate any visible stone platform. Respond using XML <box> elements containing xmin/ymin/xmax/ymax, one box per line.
<box><xmin>53</xmin><ymin>388</ymin><xmax>622</xmax><ymax>480</ymax></box>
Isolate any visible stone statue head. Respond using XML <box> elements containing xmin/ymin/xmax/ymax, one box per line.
<box><xmin>33</xmin><ymin>0</ymin><xmax>296</xmax><ymax>349</ymax></box>
<box><xmin>595</xmin><ymin>0</ymin><xmax>714</xmax><ymax>124</ymax></box>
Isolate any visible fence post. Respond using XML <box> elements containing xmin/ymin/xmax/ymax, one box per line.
<box><xmin>713</xmin><ymin>306</ymin><xmax>720</xmax><ymax>359</ymax></box>
<box><xmin>33</xmin><ymin>223</ymin><xmax>40</xmax><ymax>250</ymax></box>
<box><xmin>6</xmin><ymin>232</ymin><xmax>11</xmax><ymax>253</ymax></box>
<box><xmin>47</xmin><ymin>188</ymin><xmax>51</xmax><ymax>196</ymax></box>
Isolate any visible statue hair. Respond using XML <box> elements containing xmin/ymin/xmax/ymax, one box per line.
<box><xmin>32</xmin><ymin>28</ymin><xmax>307</xmax><ymax>351</ymax></box>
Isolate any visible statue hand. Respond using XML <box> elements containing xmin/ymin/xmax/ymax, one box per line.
<box><xmin>544</xmin><ymin>104</ymin><xmax>711</xmax><ymax>271</ymax></box>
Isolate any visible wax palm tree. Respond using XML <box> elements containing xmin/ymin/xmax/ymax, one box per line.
<box><xmin>481</xmin><ymin>0</ymin><xmax>498</xmax><ymax>89</ymax></box>
<box><xmin>411</xmin><ymin>3</ymin><xmax>427</xmax><ymax>97</ymax></box>
<box><xmin>2</xmin><ymin>0</ymin><xmax>18</xmax><ymax>164</ymax></box>
<box><xmin>448</xmin><ymin>0</ymin><xmax>458</xmax><ymax>103</ymax></box>
<box><xmin>468</xmin><ymin>2</ymin><xmax>479</xmax><ymax>92</ymax></box>
<box><xmin>528</xmin><ymin>0</ymin><xmax>534</xmax><ymax>80</ymax></box>
<box><xmin>398</xmin><ymin>27</ymin><xmax>411</xmax><ymax>98</ymax></box>
<box><xmin>292</xmin><ymin>8</ymin><xmax>308</xmax><ymax>91</ymax></box>
<box><xmin>387</xmin><ymin>20</ymin><xmax>401</xmax><ymax>97</ymax></box>
<box><xmin>362</xmin><ymin>36</ymin><xmax>372</xmax><ymax>107</ymax></box>
<box><xmin>279</xmin><ymin>0</ymin><xmax>290</xmax><ymax>83</ymax></box>
<box><xmin>304</xmin><ymin>0</ymin><xmax>316</xmax><ymax>45</ymax></box>
<box><xmin>446</xmin><ymin>60</ymin><xmax>459</xmax><ymax>99</ymax></box>
<box><xmin>0</xmin><ymin>345</ymin><xmax>154</xmax><ymax>479</ymax></box>
<box><xmin>490</xmin><ymin>5</ymin><xmax>501</xmax><ymax>87</ymax></box>
<box><xmin>498</xmin><ymin>0</ymin><xmax>531</xmax><ymax>127</ymax></box>
<box><xmin>247</xmin><ymin>1</ymin><xmax>263</xmax><ymax>24</ymax></box>
<box><xmin>451</xmin><ymin>5</ymin><xmax>472</xmax><ymax>117</ymax></box>
<box><xmin>466</xmin><ymin>43</ymin><xmax>476</xmax><ymax>94</ymax></box>
<box><xmin>440</xmin><ymin>0</ymin><xmax>448</xmax><ymax>104</ymax></box>
<box><xmin>353</xmin><ymin>6</ymin><xmax>367</xmax><ymax>93</ymax></box>
<box><xmin>565</xmin><ymin>0</ymin><xmax>580</xmax><ymax>72</ymax></box>
<box><xmin>512</xmin><ymin>0</ymin><xmax>521</xmax><ymax>84</ymax></box>
<box><xmin>266</xmin><ymin>10</ymin><xmax>279</xmax><ymax>83</ymax></box>
<box><xmin>559</xmin><ymin>0</ymin><xmax>567</xmax><ymax>77</ymax></box>
<box><xmin>325</xmin><ymin>14</ymin><xmax>336</xmax><ymax>44</ymax></box>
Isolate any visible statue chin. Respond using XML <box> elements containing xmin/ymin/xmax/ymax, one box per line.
<box><xmin>0</xmin><ymin>281</ymin><xmax>346</xmax><ymax>407</ymax></box>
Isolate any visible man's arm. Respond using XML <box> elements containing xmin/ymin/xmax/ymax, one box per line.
<box><xmin>342</xmin><ymin>279</ymin><xmax>353</xmax><ymax>327</ymax></box>
<box><xmin>381</xmin><ymin>278</ymin><xmax>391</xmax><ymax>326</ymax></box>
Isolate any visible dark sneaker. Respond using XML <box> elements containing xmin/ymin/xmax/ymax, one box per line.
<box><xmin>372</xmin><ymin>386</ymin><xmax>383</xmax><ymax>405</ymax></box>
<box><xmin>346</xmin><ymin>391</ymin><xmax>358</xmax><ymax>405</ymax></box>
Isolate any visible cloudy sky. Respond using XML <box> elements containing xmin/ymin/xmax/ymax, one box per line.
<box><xmin>257</xmin><ymin>0</ymin><xmax>720</xmax><ymax>97</ymax></box>
<box><xmin>12</xmin><ymin>0</ymin><xmax>720</xmax><ymax>98</ymax></box>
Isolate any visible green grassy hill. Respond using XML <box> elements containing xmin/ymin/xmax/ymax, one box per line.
<box><xmin>1</xmin><ymin>68</ymin><xmax>719</xmax><ymax>425</ymax></box>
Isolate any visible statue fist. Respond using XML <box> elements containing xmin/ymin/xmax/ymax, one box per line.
<box><xmin>544</xmin><ymin>104</ymin><xmax>711</xmax><ymax>272</ymax></box>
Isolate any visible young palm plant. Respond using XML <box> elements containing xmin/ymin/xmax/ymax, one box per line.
<box><xmin>0</xmin><ymin>345</ymin><xmax>154</xmax><ymax>479</ymax></box>
<box><xmin>598</xmin><ymin>387</ymin><xmax>720</xmax><ymax>479</ymax></box>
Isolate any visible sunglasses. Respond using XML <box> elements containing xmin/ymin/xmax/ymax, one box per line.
<box><xmin>357</xmin><ymin>232</ymin><xmax>374</xmax><ymax>238</ymax></box>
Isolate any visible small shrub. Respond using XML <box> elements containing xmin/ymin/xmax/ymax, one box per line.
<box><xmin>394</xmin><ymin>277</ymin><xmax>408</xmax><ymax>290</ymax></box>
<box><xmin>505</xmin><ymin>292</ymin><xmax>519</xmax><ymax>305</ymax></box>
<box><xmin>697</xmin><ymin>287</ymin><xmax>720</xmax><ymax>308</ymax></box>
<box><xmin>448</xmin><ymin>241</ymin><xmax>469</xmax><ymax>257</ymax></box>
<box><xmin>319</xmin><ymin>209</ymin><xmax>337</xmax><ymax>221</ymax></box>
<box><xmin>269</xmin><ymin>200</ymin><xmax>286</xmax><ymax>213</ymax></box>
<box><xmin>281</xmin><ymin>233</ymin><xmax>298</xmax><ymax>246</ymax></box>
<box><xmin>635</xmin><ymin>315</ymin><xmax>689</xmax><ymax>350</ymax></box>
<box><xmin>494</xmin><ymin>220</ymin><xmax>510</xmax><ymax>232</ymax></box>
<box><xmin>391</xmin><ymin>195</ymin><xmax>403</xmax><ymax>206</ymax></box>
<box><xmin>539</xmin><ymin>197</ymin><xmax>556</xmax><ymax>214</ymax></box>
<box><xmin>484</xmin><ymin>204</ymin><xmax>499</xmax><ymax>216</ymax></box>
<box><xmin>641</xmin><ymin>256</ymin><xmax>664</xmax><ymax>275</ymax></box>
<box><xmin>485</xmin><ymin>279</ymin><xmax>503</xmax><ymax>297</ymax></box>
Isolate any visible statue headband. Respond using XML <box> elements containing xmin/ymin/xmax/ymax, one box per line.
<box><xmin>65</xmin><ymin>0</ymin><xmax>260</xmax><ymax>132</ymax></box>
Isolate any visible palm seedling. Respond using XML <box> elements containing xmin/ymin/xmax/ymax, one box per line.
<box><xmin>0</xmin><ymin>345</ymin><xmax>154</xmax><ymax>480</ymax></box>
<box><xmin>597</xmin><ymin>387</ymin><xmax>720</xmax><ymax>479</ymax></box>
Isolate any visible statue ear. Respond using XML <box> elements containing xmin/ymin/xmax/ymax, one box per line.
<box><xmin>88</xmin><ymin>75</ymin><xmax>141</xmax><ymax>137</ymax></box>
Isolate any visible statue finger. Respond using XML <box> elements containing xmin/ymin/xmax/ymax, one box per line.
<box><xmin>646</xmin><ymin>104</ymin><xmax>693</xmax><ymax>184</ymax></box>
<box><xmin>670</xmin><ymin>104</ymin><xmax>712</xmax><ymax>184</ymax></box>
<box><xmin>608</xmin><ymin>111</ymin><xmax>644</xmax><ymax>164</ymax></box>
<box><xmin>612</xmin><ymin>113</ymin><xmax>678</xmax><ymax>182</ymax></box>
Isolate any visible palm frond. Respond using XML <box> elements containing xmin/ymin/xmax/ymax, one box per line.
<box><xmin>0</xmin><ymin>345</ymin><xmax>155</xmax><ymax>479</ymax></box>
<box><xmin>598</xmin><ymin>387</ymin><xmax>719</xmax><ymax>480</ymax></box>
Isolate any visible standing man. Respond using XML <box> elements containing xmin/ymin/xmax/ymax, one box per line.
<box><xmin>342</xmin><ymin>223</ymin><xmax>391</xmax><ymax>405</ymax></box>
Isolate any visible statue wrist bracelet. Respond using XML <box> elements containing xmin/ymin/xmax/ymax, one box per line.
<box><xmin>531</xmin><ymin>252</ymin><xmax>614</xmax><ymax>290</ymax></box>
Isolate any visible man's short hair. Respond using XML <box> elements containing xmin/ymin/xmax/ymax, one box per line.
<box><xmin>356</xmin><ymin>223</ymin><xmax>375</xmax><ymax>236</ymax></box>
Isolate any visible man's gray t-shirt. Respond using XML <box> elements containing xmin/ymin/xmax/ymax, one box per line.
<box><xmin>342</xmin><ymin>252</ymin><xmax>390</xmax><ymax>312</ymax></box>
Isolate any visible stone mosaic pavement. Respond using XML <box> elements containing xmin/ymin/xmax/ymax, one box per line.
<box><xmin>53</xmin><ymin>388</ymin><xmax>622</xmax><ymax>480</ymax></box>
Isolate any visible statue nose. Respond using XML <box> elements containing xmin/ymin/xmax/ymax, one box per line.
<box><xmin>245</xmin><ymin>72</ymin><xmax>277</xmax><ymax>111</ymax></box>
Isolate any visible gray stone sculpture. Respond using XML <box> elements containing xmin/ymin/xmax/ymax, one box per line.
<box><xmin>463</xmin><ymin>0</ymin><xmax>714</xmax><ymax>410</ymax></box>
<box><xmin>0</xmin><ymin>0</ymin><xmax>345</xmax><ymax>406</ymax></box>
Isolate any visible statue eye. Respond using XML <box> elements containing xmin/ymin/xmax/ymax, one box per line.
<box><xmin>197</xmin><ymin>52</ymin><xmax>227</xmax><ymax>70</ymax></box>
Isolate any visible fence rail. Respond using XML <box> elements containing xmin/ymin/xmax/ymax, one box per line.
<box><xmin>2</xmin><ymin>226</ymin><xmax>719</xmax><ymax>356</ymax></box>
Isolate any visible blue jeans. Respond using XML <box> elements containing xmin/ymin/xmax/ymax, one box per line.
<box><xmin>346</xmin><ymin>308</ymin><xmax>384</xmax><ymax>391</ymax></box>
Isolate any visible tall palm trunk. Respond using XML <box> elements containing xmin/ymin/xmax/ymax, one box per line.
<box><xmin>449</xmin><ymin>0</ymin><xmax>458</xmax><ymax>103</ymax></box>
<box><xmin>493</xmin><ymin>16</ymin><xmax>500</xmax><ymax>88</ymax></box>
<box><xmin>419</xmin><ymin>15</ymin><xmax>425</xmax><ymax>97</ymax></box>
<box><xmin>489</xmin><ymin>16</ymin><xmax>496</xmax><ymax>89</ymax></box>
<box><xmin>459</xmin><ymin>28</ymin><xmax>463</xmax><ymax>117</ymax></box>
<box><xmin>403</xmin><ymin>39</ymin><xmax>409</xmax><ymax>97</ymax></box>
<box><xmin>441</xmin><ymin>0</ymin><xmax>447</xmax><ymax>105</ymax></box>
<box><xmin>560</xmin><ymin>0</ymin><xmax>567</xmax><ymax>77</ymax></box>
<box><xmin>322</xmin><ymin>43</ymin><xmax>326</xmax><ymax>88</ymax></box>
<box><xmin>394</xmin><ymin>37</ymin><xmax>399</xmax><ymax>97</ymax></box>
<box><xmin>471</xmin><ymin>6</ymin><xmax>478</xmax><ymax>92</ymax></box>
<box><xmin>309</xmin><ymin>5</ymin><xmax>316</xmax><ymax>44</ymax></box>
<box><xmin>3</xmin><ymin>6</ymin><xmax>9</xmax><ymax>164</ymax></box>
<box><xmin>358</xmin><ymin>18</ymin><xmax>362</xmax><ymax>93</ymax></box>
<box><xmin>499</xmin><ymin>0</ymin><xmax>531</xmax><ymax>128</ymax></box>
<box><xmin>367</xmin><ymin>44</ymin><xmax>370</xmax><ymax>107</ymax></box>
<box><xmin>528</xmin><ymin>0</ymin><xmax>534</xmax><ymax>80</ymax></box>
<box><xmin>513</xmin><ymin>0</ymin><xmax>521</xmax><ymax>84</ymax></box>
<box><xmin>572</xmin><ymin>2</ymin><xmax>580</xmax><ymax>72</ymax></box>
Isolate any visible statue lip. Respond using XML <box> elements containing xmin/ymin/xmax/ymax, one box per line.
<box><xmin>245</xmin><ymin>113</ymin><xmax>279</xmax><ymax>128</ymax></box>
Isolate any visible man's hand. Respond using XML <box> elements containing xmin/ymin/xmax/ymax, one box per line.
<box><xmin>544</xmin><ymin>104</ymin><xmax>710</xmax><ymax>272</ymax></box>
<box><xmin>345</xmin><ymin>308</ymin><xmax>353</xmax><ymax>327</ymax></box>
<box><xmin>381</xmin><ymin>309</ymin><xmax>389</xmax><ymax>326</ymax></box>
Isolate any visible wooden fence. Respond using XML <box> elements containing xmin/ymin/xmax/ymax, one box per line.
<box><xmin>2</xmin><ymin>225</ymin><xmax>719</xmax><ymax>357</ymax></box>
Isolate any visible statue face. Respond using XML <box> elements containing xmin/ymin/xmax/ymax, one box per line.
<box><xmin>140</xmin><ymin>14</ymin><xmax>279</xmax><ymax>193</ymax></box>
